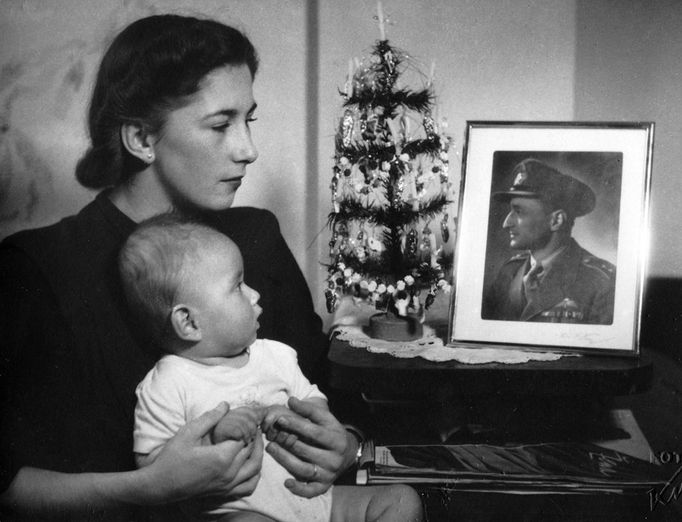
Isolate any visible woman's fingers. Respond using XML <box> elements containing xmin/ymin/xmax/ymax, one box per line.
<box><xmin>190</xmin><ymin>438</ymin><xmax>263</xmax><ymax>510</ymax></box>
<box><xmin>213</xmin><ymin>437</ymin><xmax>252</xmax><ymax>467</ymax></box>
<box><xmin>264</xmin><ymin>420</ymin><xmax>299</xmax><ymax>447</ymax></box>
<box><xmin>287</xmin><ymin>397</ymin><xmax>336</xmax><ymax>427</ymax></box>
<box><xmin>266</xmin><ymin>441</ymin><xmax>333</xmax><ymax>498</ymax></box>
<box><xmin>266</xmin><ymin>432</ymin><xmax>327</xmax><ymax>466</ymax></box>
<box><xmin>272</xmin><ymin>410</ymin><xmax>334</xmax><ymax>448</ymax></box>
<box><xmin>266</xmin><ymin>440</ymin><xmax>332</xmax><ymax>481</ymax></box>
<box><xmin>219</xmin><ymin>435</ymin><xmax>263</xmax><ymax>497</ymax></box>
<box><xmin>180</xmin><ymin>402</ymin><xmax>230</xmax><ymax>441</ymax></box>
<box><xmin>265</xmin><ymin>399</ymin><xmax>356</xmax><ymax>482</ymax></box>
<box><xmin>284</xmin><ymin>478</ymin><xmax>329</xmax><ymax>499</ymax></box>
<box><xmin>265</xmin><ymin>440</ymin><xmax>309</xmax><ymax>475</ymax></box>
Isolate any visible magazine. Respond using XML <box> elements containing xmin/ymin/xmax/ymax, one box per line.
<box><xmin>358</xmin><ymin>441</ymin><xmax>666</xmax><ymax>494</ymax></box>
<box><xmin>356</xmin><ymin>410</ymin><xmax>667</xmax><ymax>494</ymax></box>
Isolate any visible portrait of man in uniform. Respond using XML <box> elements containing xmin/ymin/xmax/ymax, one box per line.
<box><xmin>481</xmin><ymin>155</ymin><xmax>618</xmax><ymax>325</ymax></box>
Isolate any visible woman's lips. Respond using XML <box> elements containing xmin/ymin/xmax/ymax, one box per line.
<box><xmin>221</xmin><ymin>177</ymin><xmax>243</xmax><ymax>187</ymax></box>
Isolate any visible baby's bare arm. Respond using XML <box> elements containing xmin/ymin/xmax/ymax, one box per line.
<box><xmin>135</xmin><ymin>406</ymin><xmax>264</xmax><ymax>468</ymax></box>
<box><xmin>211</xmin><ymin>406</ymin><xmax>264</xmax><ymax>444</ymax></box>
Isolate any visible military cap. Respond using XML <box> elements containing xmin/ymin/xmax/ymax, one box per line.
<box><xmin>493</xmin><ymin>158</ymin><xmax>596</xmax><ymax>217</ymax></box>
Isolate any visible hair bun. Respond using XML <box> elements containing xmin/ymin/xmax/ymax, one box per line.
<box><xmin>75</xmin><ymin>146</ymin><xmax>119</xmax><ymax>188</ymax></box>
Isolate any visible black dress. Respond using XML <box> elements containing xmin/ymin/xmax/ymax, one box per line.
<box><xmin>0</xmin><ymin>192</ymin><xmax>328</xmax><ymax>519</ymax></box>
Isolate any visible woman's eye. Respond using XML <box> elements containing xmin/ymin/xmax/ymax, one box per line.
<box><xmin>212</xmin><ymin>123</ymin><xmax>230</xmax><ymax>132</ymax></box>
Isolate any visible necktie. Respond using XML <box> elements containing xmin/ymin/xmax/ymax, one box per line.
<box><xmin>523</xmin><ymin>261</ymin><xmax>544</xmax><ymax>302</ymax></box>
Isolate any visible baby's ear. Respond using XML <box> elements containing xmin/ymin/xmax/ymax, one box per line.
<box><xmin>170</xmin><ymin>304</ymin><xmax>202</xmax><ymax>342</ymax></box>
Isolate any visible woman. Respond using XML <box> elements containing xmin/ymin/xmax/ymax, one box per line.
<box><xmin>0</xmin><ymin>14</ymin><xmax>358</xmax><ymax>520</ymax></box>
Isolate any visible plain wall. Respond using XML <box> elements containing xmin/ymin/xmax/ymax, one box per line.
<box><xmin>1</xmin><ymin>0</ymin><xmax>681</xmax><ymax>330</ymax></box>
<box><xmin>574</xmin><ymin>0</ymin><xmax>682</xmax><ymax>278</ymax></box>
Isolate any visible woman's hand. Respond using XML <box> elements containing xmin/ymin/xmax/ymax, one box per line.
<box><xmin>263</xmin><ymin>397</ymin><xmax>357</xmax><ymax>498</ymax></box>
<box><xmin>143</xmin><ymin>402</ymin><xmax>263</xmax><ymax>504</ymax></box>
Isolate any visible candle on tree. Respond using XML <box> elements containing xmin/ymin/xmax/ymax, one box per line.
<box><xmin>377</xmin><ymin>1</ymin><xmax>386</xmax><ymax>41</ymax></box>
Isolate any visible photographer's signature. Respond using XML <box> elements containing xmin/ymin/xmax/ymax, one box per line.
<box><xmin>648</xmin><ymin>452</ymin><xmax>682</xmax><ymax>511</ymax></box>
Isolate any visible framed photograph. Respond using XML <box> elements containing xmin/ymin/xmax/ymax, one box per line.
<box><xmin>449</xmin><ymin>121</ymin><xmax>654</xmax><ymax>355</ymax></box>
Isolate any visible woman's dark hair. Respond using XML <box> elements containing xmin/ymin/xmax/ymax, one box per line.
<box><xmin>76</xmin><ymin>15</ymin><xmax>259</xmax><ymax>189</ymax></box>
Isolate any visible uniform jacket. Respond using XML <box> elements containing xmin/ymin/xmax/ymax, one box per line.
<box><xmin>482</xmin><ymin>238</ymin><xmax>616</xmax><ymax>324</ymax></box>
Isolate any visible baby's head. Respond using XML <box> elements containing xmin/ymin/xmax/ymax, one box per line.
<box><xmin>119</xmin><ymin>213</ymin><xmax>261</xmax><ymax>359</ymax></box>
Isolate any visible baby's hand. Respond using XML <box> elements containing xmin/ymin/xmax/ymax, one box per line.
<box><xmin>211</xmin><ymin>406</ymin><xmax>264</xmax><ymax>444</ymax></box>
<box><xmin>261</xmin><ymin>404</ymin><xmax>295</xmax><ymax>434</ymax></box>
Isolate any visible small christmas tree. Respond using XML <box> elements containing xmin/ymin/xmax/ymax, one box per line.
<box><xmin>325</xmin><ymin>5</ymin><xmax>455</xmax><ymax>337</ymax></box>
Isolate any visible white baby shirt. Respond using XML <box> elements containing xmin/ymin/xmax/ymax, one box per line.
<box><xmin>134</xmin><ymin>338</ymin><xmax>331</xmax><ymax>522</ymax></box>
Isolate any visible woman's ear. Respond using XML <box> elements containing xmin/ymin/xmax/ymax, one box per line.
<box><xmin>121</xmin><ymin>122</ymin><xmax>155</xmax><ymax>164</ymax></box>
<box><xmin>170</xmin><ymin>304</ymin><xmax>202</xmax><ymax>342</ymax></box>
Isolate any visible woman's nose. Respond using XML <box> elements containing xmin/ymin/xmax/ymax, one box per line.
<box><xmin>233</xmin><ymin>125</ymin><xmax>258</xmax><ymax>164</ymax></box>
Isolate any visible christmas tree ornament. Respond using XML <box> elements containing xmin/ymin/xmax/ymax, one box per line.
<box><xmin>368</xmin><ymin>236</ymin><xmax>385</xmax><ymax>254</ymax></box>
<box><xmin>325</xmin><ymin>5</ymin><xmax>458</xmax><ymax>341</ymax></box>
<box><xmin>393</xmin><ymin>173</ymin><xmax>405</xmax><ymax>207</ymax></box>
<box><xmin>346</xmin><ymin>58</ymin><xmax>355</xmax><ymax>100</ymax></box>
<box><xmin>325</xmin><ymin>283</ymin><xmax>338</xmax><ymax>313</ymax></box>
<box><xmin>405</xmin><ymin>227</ymin><xmax>418</xmax><ymax>259</ymax></box>
<box><xmin>423</xmin><ymin>114</ymin><xmax>436</xmax><ymax>137</ymax></box>
<box><xmin>400</xmin><ymin>109</ymin><xmax>411</xmax><ymax>141</ymax></box>
<box><xmin>424</xmin><ymin>292</ymin><xmax>436</xmax><ymax>310</ymax></box>
<box><xmin>341</xmin><ymin>110</ymin><xmax>354</xmax><ymax>147</ymax></box>
<box><xmin>420</xmin><ymin>223</ymin><xmax>433</xmax><ymax>257</ymax></box>
<box><xmin>331</xmin><ymin>172</ymin><xmax>340</xmax><ymax>213</ymax></box>
<box><xmin>394</xmin><ymin>288</ymin><xmax>411</xmax><ymax>316</ymax></box>
<box><xmin>329</xmin><ymin>229</ymin><xmax>338</xmax><ymax>257</ymax></box>
<box><xmin>440</xmin><ymin>212</ymin><xmax>450</xmax><ymax>243</ymax></box>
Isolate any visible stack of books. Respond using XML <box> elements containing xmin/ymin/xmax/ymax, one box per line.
<box><xmin>357</xmin><ymin>410</ymin><xmax>668</xmax><ymax>495</ymax></box>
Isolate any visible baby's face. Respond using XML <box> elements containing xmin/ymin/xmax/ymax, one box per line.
<box><xmin>180</xmin><ymin>236</ymin><xmax>262</xmax><ymax>358</ymax></box>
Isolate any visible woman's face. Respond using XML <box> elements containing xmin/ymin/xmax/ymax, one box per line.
<box><xmin>149</xmin><ymin>64</ymin><xmax>258</xmax><ymax>212</ymax></box>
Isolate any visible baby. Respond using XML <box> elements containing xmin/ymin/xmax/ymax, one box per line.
<box><xmin>119</xmin><ymin>214</ymin><xmax>423</xmax><ymax>522</ymax></box>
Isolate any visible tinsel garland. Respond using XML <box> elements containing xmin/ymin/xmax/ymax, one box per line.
<box><xmin>344</xmin><ymin>88</ymin><xmax>433</xmax><ymax>114</ymax></box>
<box><xmin>328</xmin><ymin>194</ymin><xmax>450</xmax><ymax>229</ymax></box>
<box><xmin>335</xmin><ymin>134</ymin><xmax>443</xmax><ymax>164</ymax></box>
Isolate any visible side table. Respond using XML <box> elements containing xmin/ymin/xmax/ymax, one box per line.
<box><xmin>328</xmin><ymin>334</ymin><xmax>667</xmax><ymax>521</ymax></box>
<box><xmin>328</xmin><ymin>332</ymin><xmax>653</xmax><ymax>398</ymax></box>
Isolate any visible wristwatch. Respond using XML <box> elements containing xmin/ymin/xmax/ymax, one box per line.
<box><xmin>343</xmin><ymin>424</ymin><xmax>365</xmax><ymax>466</ymax></box>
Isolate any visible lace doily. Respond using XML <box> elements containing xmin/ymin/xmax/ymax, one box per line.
<box><xmin>334</xmin><ymin>325</ymin><xmax>577</xmax><ymax>364</ymax></box>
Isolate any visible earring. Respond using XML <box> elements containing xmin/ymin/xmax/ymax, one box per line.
<box><xmin>146</xmin><ymin>152</ymin><xmax>153</xmax><ymax>161</ymax></box>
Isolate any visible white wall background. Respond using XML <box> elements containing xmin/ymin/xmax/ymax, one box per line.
<box><xmin>2</xmin><ymin>0</ymin><xmax>681</xmax><ymax>330</ymax></box>
<box><xmin>573</xmin><ymin>0</ymin><xmax>682</xmax><ymax>280</ymax></box>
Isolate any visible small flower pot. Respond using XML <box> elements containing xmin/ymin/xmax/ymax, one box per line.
<box><xmin>368</xmin><ymin>311</ymin><xmax>423</xmax><ymax>341</ymax></box>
